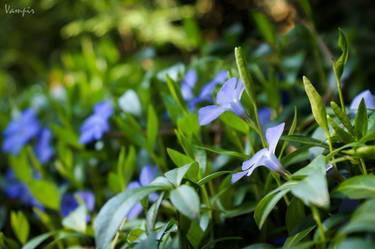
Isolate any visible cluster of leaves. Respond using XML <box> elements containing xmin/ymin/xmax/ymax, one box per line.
<box><xmin>1</xmin><ymin>2</ymin><xmax>375</xmax><ymax>249</ymax></box>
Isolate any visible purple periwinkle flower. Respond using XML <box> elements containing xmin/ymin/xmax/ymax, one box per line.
<box><xmin>350</xmin><ymin>90</ymin><xmax>375</xmax><ymax>114</ymax></box>
<box><xmin>60</xmin><ymin>191</ymin><xmax>95</xmax><ymax>218</ymax></box>
<box><xmin>199</xmin><ymin>77</ymin><xmax>246</xmax><ymax>126</ymax></box>
<box><xmin>34</xmin><ymin>127</ymin><xmax>53</xmax><ymax>163</ymax></box>
<box><xmin>231</xmin><ymin>123</ymin><xmax>287</xmax><ymax>183</ymax></box>
<box><xmin>197</xmin><ymin>70</ymin><xmax>228</xmax><ymax>102</ymax></box>
<box><xmin>79</xmin><ymin>100</ymin><xmax>113</xmax><ymax>144</ymax></box>
<box><xmin>258</xmin><ymin>107</ymin><xmax>272</xmax><ymax>127</ymax></box>
<box><xmin>4</xmin><ymin>169</ymin><xmax>44</xmax><ymax>210</ymax></box>
<box><xmin>126</xmin><ymin>165</ymin><xmax>158</xmax><ymax>220</ymax></box>
<box><xmin>2</xmin><ymin>108</ymin><xmax>40</xmax><ymax>155</ymax></box>
<box><xmin>181</xmin><ymin>69</ymin><xmax>198</xmax><ymax>101</ymax></box>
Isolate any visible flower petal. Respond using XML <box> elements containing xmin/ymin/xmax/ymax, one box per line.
<box><xmin>182</xmin><ymin>69</ymin><xmax>197</xmax><ymax>89</ymax></box>
<box><xmin>140</xmin><ymin>165</ymin><xmax>158</xmax><ymax>186</ymax></box>
<box><xmin>242</xmin><ymin>148</ymin><xmax>268</xmax><ymax>170</ymax></box>
<box><xmin>94</xmin><ymin>100</ymin><xmax>113</xmax><ymax>119</ymax></box>
<box><xmin>216</xmin><ymin>77</ymin><xmax>238</xmax><ymax>106</ymax></box>
<box><xmin>258</xmin><ymin>107</ymin><xmax>272</xmax><ymax>127</ymax></box>
<box><xmin>198</xmin><ymin>70</ymin><xmax>228</xmax><ymax>102</ymax></box>
<box><xmin>127</xmin><ymin>202</ymin><xmax>144</xmax><ymax>220</ymax></box>
<box><xmin>350</xmin><ymin>90</ymin><xmax>375</xmax><ymax>113</ymax></box>
<box><xmin>266</xmin><ymin>122</ymin><xmax>285</xmax><ymax>154</ymax></box>
<box><xmin>198</xmin><ymin>105</ymin><xmax>228</xmax><ymax>126</ymax></box>
<box><xmin>231</xmin><ymin>171</ymin><xmax>247</xmax><ymax>183</ymax></box>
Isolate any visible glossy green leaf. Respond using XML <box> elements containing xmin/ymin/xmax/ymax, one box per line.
<box><xmin>286</xmin><ymin>198</ymin><xmax>305</xmax><ymax>233</ymax></box>
<box><xmin>334</xmin><ymin>175</ymin><xmax>375</xmax><ymax>199</ymax></box>
<box><xmin>330</xmin><ymin>101</ymin><xmax>354</xmax><ymax>135</ymax></box>
<box><xmin>342</xmin><ymin>145</ymin><xmax>375</xmax><ymax>159</ymax></box>
<box><xmin>195</xmin><ymin>145</ymin><xmax>249</xmax><ymax>160</ymax></box>
<box><xmin>327</xmin><ymin>115</ymin><xmax>354</xmax><ymax>143</ymax></box>
<box><xmin>252</xmin><ymin>12</ymin><xmax>277</xmax><ymax>47</ymax></box>
<box><xmin>146</xmin><ymin>193</ymin><xmax>164</xmax><ymax>234</ymax></box>
<box><xmin>21</xmin><ymin>233</ymin><xmax>52</xmax><ymax>249</ymax></box>
<box><xmin>166</xmin><ymin>74</ymin><xmax>188</xmax><ymax>114</ymax></box>
<box><xmin>302</xmin><ymin>76</ymin><xmax>329</xmax><ymax>133</ymax></box>
<box><xmin>280</xmin><ymin>135</ymin><xmax>328</xmax><ymax>148</ymax></box>
<box><xmin>10</xmin><ymin>150</ymin><xmax>32</xmax><ymax>182</ymax></box>
<box><xmin>167</xmin><ymin>148</ymin><xmax>194</xmax><ymax>167</ymax></box>
<box><xmin>187</xmin><ymin>221</ymin><xmax>204</xmax><ymax>249</ymax></box>
<box><xmin>177</xmin><ymin>113</ymin><xmax>200</xmax><ymax>136</ymax></box>
<box><xmin>337</xmin><ymin>238</ymin><xmax>375</xmax><ymax>249</ymax></box>
<box><xmin>11</xmin><ymin>211</ymin><xmax>29</xmax><ymax>244</ymax></box>
<box><xmin>333</xmin><ymin>28</ymin><xmax>349</xmax><ymax>79</ymax></box>
<box><xmin>165</xmin><ymin>162</ymin><xmax>199</xmax><ymax>186</ymax></box>
<box><xmin>290</xmin><ymin>155</ymin><xmax>330</xmax><ymax>208</ymax></box>
<box><xmin>340</xmin><ymin>199</ymin><xmax>375</xmax><ymax>234</ymax></box>
<box><xmin>235</xmin><ymin>46</ymin><xmax>256</xmax><ymax>105</ymax></box>
<box><xmin>95</xmin><ymin>185</ymin><xmax>166</xmax><ymax>249</ymax></box>
<box><xmin>282</xmin><ymin>225</ymin><xmax>315</xmax><ymax>249</ymax></box>
<box><xmin>197</xmin><ymin>171</ymin><xmax>232</xmax><ymax>185</ymax></box>
<box><xmin>354</xmin><ymin>98</ymin><xmax>368</xmax><ymax>138</ymax></box>
<box><xmin>62</xmin><ymin>205</ymin><xmax>87</xmax><ymax>233</ymax></box>
<box><xmin>220</xmin><ymin>111</ymin><xmax>249</xmax><ymax>134</ymax></box>
<box><xmin>170</xmin><ymin>185</ymin><xmax>200</xmax><ymax>220</ymax></box>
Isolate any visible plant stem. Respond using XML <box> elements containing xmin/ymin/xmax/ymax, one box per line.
<box><xmin>311</xmin><ymin>206</ymin><xmax>326</xmax><ymax>248</ymax></box>
<box><xmin>253</xmin><ymin>103</ymin><xmax>267</xmax><ymax>148</ymax></box>
<box><xmin>336</xmin><ymin>78</ymin><xmax>346</xmax><ymax>113</ymax></box>
<box><xmin>360</xmin><ymin>158</ymin><xmax>368</xmax><ymax>175</ymax></box>
<box><xmin>111</xmin><ymin>217</ymin><xmax>127</xmax><ymax>249</ymax></box>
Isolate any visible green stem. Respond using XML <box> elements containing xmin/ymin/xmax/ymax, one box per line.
<box><xmin>359</xmin><ymin>158</ymin><xmax>368</xmax><ymax>175</ymax></box>
<box><xmin>336</xmin><ymin>78</ymin><xmax>346</xmax><ymax>113</ymax></box>
<box><xmin>311</xmin><ymin>205</ymin><xmax>326</xmax><ymax>248</ymax></box>
<box><xmin>253</xmin><ymin>103</ymin><xmax>267</xmax><ymax>148</ymax></box>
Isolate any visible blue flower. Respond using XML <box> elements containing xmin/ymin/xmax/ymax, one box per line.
<box><xmin>2</xmin><ymin>108</ymin><xmax>40</xmax><ymax>155</ymax></box>
<box><xmin>231</xmin><ymin>123</ymin><xmax>288</xmax><ymax>183</ymax></box>
<box><xmin>126</xmin><ymin>165</ymin><xmax>158</xmax><ymax>220</ymax></box>
<box><xmin>198</xmin><ymin>77</ymin><xmax>246</xmax><ymax>126</ymax></box>
<box><xmin>350</xmin><ymin>90</ymin><xmax>375</xmax><ymax>114</ymax></box>
<box><xmin>258</xmin><ymin>107</ymin><xmax>272</xmax><ymax>127</ymax></box>
<box><xmin>181</xmin><ymin>69</ymin><xmax>198</xmax><ymax>102</ymax></box>
<box><xmin>197</xmin><ymin>70</ymin><xmax>228</xmax><ymax>102</ymax></box>
<box><xmin>3</xmin><ymin>169</ymin><xmax>44</xmax><ymax>210</ymax></box>
<box><xmin>60</xmin><ymin>191</ymin><xmax>95</xmax><ymax>218</ymax></box>
<box><xmin>34</xmin><ymin>127</ymin><xmax>53</xmax><ymax>163</ymax></box>
<box><xmin>79</xmin><ymin>100</ymin><xmax>113</xmax><ymax>144</ymax></box>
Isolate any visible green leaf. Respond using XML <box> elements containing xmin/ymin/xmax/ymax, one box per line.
<box><xmin>187</xmin><ymin>221</ymin><xmax>204</xmax><ymax>249</ymax></box>
<box><xmin>234</xmin><ymin>46</ymin><xmax>256</xmax><ymax>105</ymax></box>
<box><xmin>127</xmin><ymin>228</ymin><xmax>144</xmax><ymax>243</ymax></box>
<box><xmin>197</xmin><ymin>171</ymin><xmax>232</xmax><ymax>185</ymax></box>
<box><xmin>166</xmin><ymin>74</ymin><xmax>188</xmax><ymax>114</ymax></box>
<box><xmin>286</xmin><ymin>198</ymin><xmax>305</xmax><ymax>233</ymax></box>
<box><xmin>167</xmin><ymin>148</ymin><xmax>194</xmax><ymax>167</ymax></box>
<box><xmin>337</xmin><ymin>238</ymin><xmax>375</xmax><ymax>249</ymax></box>
<box><xmin>170</xmin><ymin>185</ymin><xmax>200</xmax><ymax>220</ymax></box>
<box><xmin>49</xmin><ymin>123</ymin><xmax>83</xmax><ymax>149</ymax></box>
<box><xmin>333</xmin><ymin>28</ymin><xmax>349</xmax><ymax>79</ymax></box>
<box><xmin>133</xmin><ymin>233</ymin><xmax>158</xmax><ymax>249</ymax></box>
<box><xmin>342</xmin><ymin>145</ymin><xmax>375</xmax><ymax>159</ymax></box>
<box><xmin>252</xmin><ymin>11</ymin><xmax>277</xmax><ymax>47</ymax></box>
<box><xmin>241</xmin><ymin>243</ymin><xmax>275</xmax><ymax>249</ymax></box>
<box><xmin>147</xmin><ymin>105</ymin><xmax>158</xmax><ymax>151</ymax></box>
<box><xmin>95</xmin><ymin>185</ymin><xmax>166</xmax><ymax>249</ymax></box>
<box><xmin>333</xmin><ymin>175</ymin><xmax>375</xmax><ymax>199</ymax></box>
<box><xmin>21</xmin><ymin>233</ymin><xmax>52</xmax><ymax>249</ymax></box>
<box><xmin>282</xmin><ymin>225</ymin><xmax>315</xmax><ymax>249</ymax></box>
<box><xmin>177</xmin><ymin>113</ymin><xmax>200</xmax><ymax>136</ymax></box>
<box><xmin>28</xmin><ymin>180</ymin><xmax>60</xmax><ymax>210</ymax></box>
<box><xmin>254</xmin><ymin>182</ymin><xmax>296</xmax><ymax>229</ymax></box>
<box><xmin>11</xmin><ymin>211</ymin><xmax>29</xmax><ymax>244</ymax></box>
<box><xmin>330</xmin><ymin>101</ymin><xmax>354</xmax><ymax>135</ymax></box>
<box><xmin>62</xmin><ymin>205</ymin><xmax>87</xmax><ymax>233</ymax></box>
<box><xmin>290</xmin><ymin>155</ymin><xmax>330</xmax><ymax>208</ymax></box>
<box><xmin>280</xmin><ymin>135</ymin><xmax>328</xmax><ymax>148</ymax></box>
<box><xmin>302</xmin><ymin>76</ymin><xmax>329</xmax><ymax>133</ymax></box>
<box><xmin>10</xmin><ymin>150</ymin><xmax>32</xmax><ymax>182</ymax></box>
<box><xmin>165</xmin><ymin>162</ymin><xmax>199</xmax><ymax>186</ymax></box>
<box><xmin>195</xmin><ymin>145</ymin><xmax>249</xmax><ymax>160</ymax></box>
<box><xmin>354</xmin><ymin>98</ymin><xmax>368</xmax><ymax>138</ymax></box>
<box><xmin>327</xmin><ymin>115</ymin><xmax>354</xmax><ymax>143</ymax></box>
<box><xmin>220</xmin><ymin>111</ymin><xmax>249</xmax><ymax>134</ymax></box>
<box><xmin>114</xmin><ymin>116</ymin><xmax>146</xmax><ymax>147</ymax></box>
<box><xmin>122</xmin><ymin>146</ymin><xmax>136</xmax><ymax>186</ymax></box>
<box><xmin>340</xmin><ymin>199</ymin><xmax>375</xmax><ymax>234</ymax></box>
<box><xmin>0</xmin><ymin>232</ymin><xmax>20</xmax><ymax>249</ymax></box>
<box><xmin>146</xmin><ymin>193</ymin><xmax>164</xmax><ymax>234</ymax></box>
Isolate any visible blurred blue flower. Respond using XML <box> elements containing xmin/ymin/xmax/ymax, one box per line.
<box><xmin>126</xmin><ymin>165</ymin><xmax>158</xmax><ymax>220</ymax></box>
<box><xmin>60</xmin><ymin>191</ymin><xmax>95</xmax><ymax>218</ymax></box>
<box><xmin>350</xmin><ymin>89</ymin><xmax>375</xmax><ymax>114</ymax></box>
<box><xmin>258</xmin><ymin>107</ymin><xmax>272</xmax><ymax>127</ymax></box>
<box><xmin>197</xmin><ymin>70</ymin><xmax>228</xmax><ymax>102</ymax></box>
<box><xmin>199</xmin><ymin>77</ymin><xmax>246</xmax><ymax>126</ymax></box>
<box><xmin>231</xmin><ymin>123</ymin><xmax>288</xmax><ymax>183</ymax></box>
<box><xmin>79</xmin><ymin>100</ymin><xmax>113</xmax><ymax>144</ymax></box>
<box><xmin>34</xmin><ymin>127</ymin><xmax>53</xmax><ymax>163</ymax></box>
<box><xmin>181</xmin><ymin>69</ymin><xmax>198</xmax><ymax>102</ymax></box>
<box><xmin>3</xmin><ymin>169</ymin><xmax>44</xmax><ymax>210</ymax></box>
<box><xmin>2</xmin><ymin>108</ymin><xmax>40</xmax><ymax>155</ymax></box>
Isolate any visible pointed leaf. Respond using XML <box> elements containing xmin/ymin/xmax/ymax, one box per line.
<box><xmin>354</xmin><ymin>98</ymin><xmax>368</xmax><ymax>138</ymax></box>
<box><xmin>170</xmin><ymin>185</ymin><xmax>200</xmax><ymax>220</ymax></box>
<box><xmin>333</xmin><ymin>175</ymin><xmax>375</xmax><ymax>199</ymax></box>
